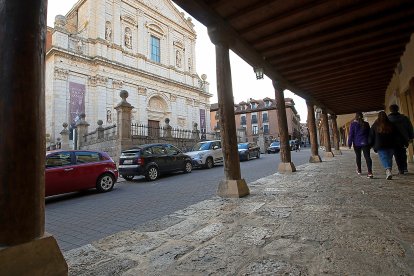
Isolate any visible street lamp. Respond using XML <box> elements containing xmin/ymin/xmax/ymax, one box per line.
<box><xmin>253</xmin><ymin>67</ymin><xmax>264</xmax><ymax>80</ymax></box>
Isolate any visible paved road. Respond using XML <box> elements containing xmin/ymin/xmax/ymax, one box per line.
<box><xmin>46</xmin><ymin>148</ymin><xmax>312</xmax><ymax>251</ymax></box>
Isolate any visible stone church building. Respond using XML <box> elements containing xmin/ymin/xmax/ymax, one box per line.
<box><xmin>46</xmin><ymin>0</ymin><xmax>211</xmax><ymax>143</ymax></box>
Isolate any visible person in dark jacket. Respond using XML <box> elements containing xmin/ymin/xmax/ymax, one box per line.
<box><xmin>388</xmin><ymin>104</ymin><xmax>414</xmax><ymax>174</ymax></box>
<box><xmin>348</xmin><ymin>112</ymin><xmax>373</xmax><ymax>178</ymax></box>
<box><xmin>369</xmin><ymin>111</ymin><xmax>400</xmax><ymax>180</ymax></box>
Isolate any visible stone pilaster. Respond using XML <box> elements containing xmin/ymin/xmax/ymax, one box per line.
<box><xmin>97</xmin><ymin>120</ymin><xmax>104</xmax><ymax>139</ymax></box>
<box><xmin>76</xmin><ymin>113</ymin><xmax>90</xmax><ymax>147</ymax></box>
<box><xmin>60</xmin><ymin>122</ymin><xmax>70</xmax><ymax>150</ymax></box>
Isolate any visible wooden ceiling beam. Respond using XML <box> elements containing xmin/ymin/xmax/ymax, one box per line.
<box><xmin>307</xmin><ymin>82</ymin><xmax>388</xmax><ymax>95</ymax></box>
<box><xmin>260</xmin><ymin>8</ymin><xmax>414</xmax><ymax>56</ymax></box>
<box><xmin>252</xmin><ymin>0</ymin><xmax>408</xmax><ymax>49</ymax></box>
<box><xmin>275</xmin><ymin>39</ymin><xmax>407</xmax><ymax>72</ymax></box>
<box><xmin>295</xmin><ymin>68</ymin><xmax>394</xmax><ymax>87</ymax></box>
<box><xmin>311</xmin><ymin>85</ymin><xmax>387</xmax><ymax>98</ymax></box>
<box><xmin>226</xmin><ymin>1</ymin><xmax>279</xmax><ymax>21</ymax></box>
<box><xmin>279</xmin><ymin>44</ymin><xmax>403</xmax><ymax>75</ymax></box>
<box><xmin>269</xmin><ymin>26</ymin><xmax>413</xmax><ymax>65</ymax></box>
<box><xmin>286</xmin><ymin>55</ymin><xmax>399</xmax><ymax>82</ymax></box>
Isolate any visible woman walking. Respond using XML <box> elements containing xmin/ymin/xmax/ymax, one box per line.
<box><xmin>348</xmin><ymin>112</ymin><xmax>373</xmax><ymax>178</ymax></box>
<box><xmin>369</xmin><ymin>111</ymin><xmax>399</xmax><ymax>180</ymax></box>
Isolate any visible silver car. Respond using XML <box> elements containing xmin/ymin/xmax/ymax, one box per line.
<box><xmin>186</xmin><ymin>140</ymin><xmax>224</xmax><ymax>169</ymax></box>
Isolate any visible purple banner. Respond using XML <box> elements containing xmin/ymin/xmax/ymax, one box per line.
<box><xmin>200</xmin><ymin>109</ymin><xmax>206</xmax><ymax>139</ymax></box>
<box><xmin>69</xmin><ymin>82</ymin><xmax>85</xmax><ymax>125</ymax></box>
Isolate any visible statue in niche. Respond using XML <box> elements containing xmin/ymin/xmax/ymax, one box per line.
<box><xmin>105</xmin><ymin>21</ymin><xmax>112</xmax><ymax>41</ymax></box>
<box><xmin>176</xmin><ymin>50</ymin><xmax>182</xmax><ymax>68</ymax></box>
<box><xmin>124</xmin><ymin>27</ymin><xmax>132</xmax><ymax>49</ymax></box>
<box><xmin>106</xmin><ymin>109</ymin><xmax>112</xmax><ymax>123</ymax></box>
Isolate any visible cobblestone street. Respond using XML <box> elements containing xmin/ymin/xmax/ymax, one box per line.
<box><xmin>65</xmin><ymin>149</ymin><xmax>414</xmax><ymax>275</ymax></box>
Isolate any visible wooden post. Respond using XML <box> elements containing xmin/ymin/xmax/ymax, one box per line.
<box><xmin>208</xmin><ymin>25</ymin><xmax>249</xmax><ymax>197</ymax></box>
<box><xmin>321</xmin><ymin>108</ymin><xmax>334</xmax><ymax>158</ymax></box>
<box><xmin>330</xmin><ymin>114</ymin><xmax>342</xmax><ymax>155</ymax></box>
<box><xmin>273</xmin><ymin>81</ymin><xmax>296</xmax><ymax>172</ymax></box>
<box><xmin>0</xmin><ymin>0</ymin><xmax>67</xmax><ymax>274</ymax></box>
<box><xmin>306</xmin><ymin>101</ymin><xmax>322</xmax><ymax>163</ymax></box>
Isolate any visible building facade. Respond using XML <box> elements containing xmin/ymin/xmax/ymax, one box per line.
<box><xmin>45</xmin><ymin>0</ymin><xmax>211</xmax><ymax>143</ymax></box>
<box><xmin>210</xmin><ymin>97</ymin><xmax>301</xmax><ymax>144</ymax></box>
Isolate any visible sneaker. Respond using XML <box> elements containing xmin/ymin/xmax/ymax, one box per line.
<box><xmin>367</xmin><ymin>173</ymin><xmax>373</xmax><ymax>179</ymax></box>
<box><xmin>356</xmin><ymin>169</ymin><xmax>361</xmax><ymax>175</ymax></box>
<box><xmin>403</xmin><ymin>169</ymin><xmax>408</xmax><ymax>173</ymax></box>
<box><xmin>385</xmin><ymin>169</ymin><xmax>392</xmax><ymax>180</ymax></box>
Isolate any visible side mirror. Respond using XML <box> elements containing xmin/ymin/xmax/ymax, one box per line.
<box><xmin>213</xmin><ymin>146</ymin><xmax>219</xmax><ymax>150</ymax></box>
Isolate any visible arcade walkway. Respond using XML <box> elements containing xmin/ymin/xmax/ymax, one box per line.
<box><xmin>65</xmin><ymin>149</ymin><xmax>414</xmax><ymax>275</ymax></box>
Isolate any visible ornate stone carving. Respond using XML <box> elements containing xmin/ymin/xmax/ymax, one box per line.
<box><xmin>177</xmin><ymin>118</ymin><xmax>186</xmax><ymax>128</ymax></box>
<box><xmin>112</xmin><ymin>79</ymin><xmax>123</xmax><ymax>89</ymax></box>
<box><xmin>88</xmin><ymin>75</ymin><xmax>108</xmax><ymax>86</ymax></box>
<box><xmin>170</xmin><ymin>94</ymin><xmax>177</xmax><ymax>102</ymax></box>
<box><xmin>138</xmin><ymin>86</ymin><xmax>147</xmax><ymax>95</ymax></box>
<box><xmin>54</xmin><ymin>68</ymin><xmax>69</xmax><ymax>80</ymax></box>
<box><xmin>186</xmin><ymin>98</ymin><xmax>193</xmax><ymax>106</ymax></box>
<box><xmin>124</xmin><ymin>27</ymin><xmax>132</xmax><ymax>49</ymax></box>
<box><xmin>149</xmin><ymin>97</ymin><xmax>165</xmax><ymax>111</ymax></box>
<box><xmin>176</xmin><ymin>50</ymin><xmax>182</xmax><ymax>68</ymax></box>
<box><xmin>105</xmin><ymin>21</ymin><xmax>112</xmax><ymax>41</ymax></box>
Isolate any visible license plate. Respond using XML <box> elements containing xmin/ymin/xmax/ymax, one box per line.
<box><xmin>123</xmin><ymin>160</ymin><xmax>133</xmax><ymax>164</ymax></box>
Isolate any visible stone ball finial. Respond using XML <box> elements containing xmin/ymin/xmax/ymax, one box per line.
<box><xmin>54</xmin><ymin>15</ymin><xmax>67</xmax><ymax>28</ymax></box>
<box><xmin>165</xmin><ymin>118</ymin><xmax>170</xmax><ymax>124</ymax></box>
<box><xmin>193</xmin><ymin>122</ymin><xmax>198</xmax><ymax>128</ymax></box>
<box><xmin>120</xmin><ymin>90</ymin><xmax>129</xmax><ymax>101</ymax></box>
<box><xmin>56</xmin><ymin>137</ymin><xmax>61</xmax><ymax>142</ymax></box>
<box><xmin>62</xmin><ymin>122</ymin><xmax>68</xmax><ymax>129</ymax></box>
<box><xmin>201</xmin><ymin>74</ymin><xmax>207</xmax><ymax>81</ymax></box>
<box><xmin>80</xmin><ymin>113</ymin><xmax>86</xmax><ymax>120</ymax></box>
<box><xmin>97</xmin><ymin>120</ymin><xmax>103</xmax><ymax>126</ymax></box>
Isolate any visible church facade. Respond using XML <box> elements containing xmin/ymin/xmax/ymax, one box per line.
<box><xmin>46</xmin><ymin>0</ymin><xmax>211</xmax><ymax>143</ymax></box>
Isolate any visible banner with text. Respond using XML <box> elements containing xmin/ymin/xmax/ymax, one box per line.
<box><xmin>200</xmin><ymin>109</ymin><xmax>206</xmax><ymax>140</ymax></box>
<box><xmin>69</xmin><ymin>82</ymin><xmax>86</xmax><ymax>126</ymax></box>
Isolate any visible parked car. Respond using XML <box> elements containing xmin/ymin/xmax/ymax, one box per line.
<box><xmin>267</xmin><ymin>141</ymin><xmax>280</xmax><ymax>154</ymax></box>
<box><xmin>289</xmin><ymin>140</ymin><xmax>299</xmax><ymax>151</ymax></box>
<box><xmin>238</xmin><ymin>142</ymin><xmax>261</xmax><ymax>161</ymax></box>
<box><xmin>45</xmin><ymin>150</ymin><xmax>118</xmax><ymax>197</ymax></box>
<box><xmin>118</xmin><ymin>143</ymin><xmax>192</xmax><ymax>181</ymax></box>
<box><xmin>186</xmin><ymin>140</ymin><xmax>223</xmax><ymax>169</ymax></box>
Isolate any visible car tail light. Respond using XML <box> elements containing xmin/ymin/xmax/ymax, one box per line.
<box><xmin>137</xmin><ymin>157</ymin><xmax>144</xmax><ymax>165</ymax></box>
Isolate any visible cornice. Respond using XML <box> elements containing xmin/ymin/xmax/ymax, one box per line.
<box><xmin>47</xmin><ymin>47</ymin><xmax>210</xmax><ymax>96</ymax></box>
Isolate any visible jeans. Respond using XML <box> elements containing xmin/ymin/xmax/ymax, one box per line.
<box><xmin>377</xmin><ymin>148</ymin><xmax>394</xmax><ymax>170</ymax></box>
<box><xmin>394</xmin><ymin>146</ymin><xmax>407</xmax><ymax>172</ymax></box>
<box><xmin>353</xmin><ymin>146</ymin><xmax>372</xmax><ymax>173</ymax></box>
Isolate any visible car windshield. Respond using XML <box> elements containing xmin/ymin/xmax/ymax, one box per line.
<box><xmin>192</xmin><ymin>142</ymin><xmax>211</xmax><ymax>151</ymax></box>
<box><xmin>270</xmin><ymin>142</ymin><xmax>280</xmax><ymax>146</ymax></box>
<box><xmin>238</xmin><ymin>144</ymin><xmax>248</xmax><ymax>149</ymax></box>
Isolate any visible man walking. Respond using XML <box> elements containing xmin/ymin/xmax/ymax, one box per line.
<box><xmin>388</xmin><ymin>104</ymin><xmax>414</xmax><ymax>174</ymax></box>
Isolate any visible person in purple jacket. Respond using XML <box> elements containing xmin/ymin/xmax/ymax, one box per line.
<box><xmin>348</xmin><ymin>112</ymin><xmax>373</xmax><ymax>178</ymax></box>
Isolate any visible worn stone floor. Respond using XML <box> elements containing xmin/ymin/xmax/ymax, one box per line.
<box><xmin>64</xmin><ymin>149</ymin><xmax>414</xmax><ymax>275</ymax></box>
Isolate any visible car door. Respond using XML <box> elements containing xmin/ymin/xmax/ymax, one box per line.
<box><xmin>45</xmin><ymin>151</ymin><xmax>75</xmax><ymax>196</ymax></box>
<box><xmin>212</xmin><ymin>141</ymin><xmax>223</xmax><ymax>164</ymax></box>
<box><xmin>73</xmin><ymin>151</ymin><xmax>102</xmax><ymax>190</ymax></box>
<box><xmin>164</xmin><ymin>144</ymin><xmax>185</xmax><ymax>171</ymax></box>
<box><xmin>150</xmin><ymin>145</ymin><xmax>169</xmax><ymax>172</ymax></box>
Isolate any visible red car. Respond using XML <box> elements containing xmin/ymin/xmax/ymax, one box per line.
<box><xmin>45</xmin><ymin>150</ymin><xmax>118</xmax><ymax>197</ymax></box>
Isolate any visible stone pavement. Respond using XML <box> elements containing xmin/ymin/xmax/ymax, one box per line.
<box><xmin>64</xmin><ymin>149</ymin><xmax>414</xmax><ymax>275</ymax></box>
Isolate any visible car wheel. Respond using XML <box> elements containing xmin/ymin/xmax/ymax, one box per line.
<box><xmin>184</xmin><ymin>161</ymin><xmax>192</xmax><ymax>173</ymax></box>
<box><xmin>267</xmin><ymin>150</ymin><xmax>271</xmax><ymax>154</ymax></box>
<box><xmin>122</xmin><ymin>175</ymin><xmax>134</xmax><ymax>181</ymax></box>
<box><xmin>257</xmin><ymin>151</ymin><xmax>261</xmax><ymax>159</ymax></box>
<box><xmin>96</xmin><ymin>173</ymin><xmax>115</xmax><ymax>192</ymax></box>
<box><xmin>205</xmin><ymin>157</ymin><xmax>214</xmax><ymax>169</ymax></box>
<box><xmin>145</xmin><ymin>166</ymin><xmax>159</xmax><ymax>181</ymax></box>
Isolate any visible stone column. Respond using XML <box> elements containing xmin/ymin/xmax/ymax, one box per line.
<box><xmin>76</xmin><ymin>113</ymin><xmax>90</xmax><ymax>148</ymax></box>
<box><xmin>0</xmin><ymin>0</ymin><xmax>67</xmax><ymax>274</ymax></box>
<box><xmin>273</xmin><ymin>81</ymin><xmax>296</xmax><ymax>172</ymax></box>
<box><xmin>306</xmin><ymin>101</ymin><xmax>322</xmax><ymax>163</ymax></box>
<box><xmin>330</xmin><ymin>114</ymin><xmax>342</xmax><ymax>155</ymax></box>
<box><xmin>114</xmin><ymin>90</ymin><xmax>134</xmax><ymax>140</ymax></box>
<box><xmin>321</xmin><ymin>108</ymin><xmax>334</xmax><ymax>158</ymax></box>
<box><xmin>208</xmin><ymin>25</ymin><xmax>249</xmax><ymax>198</ymax></box>
<box><xmin>60</xmin><ymin>123</ymin><xmax>70</xmax><ymax>150</ymax></box>
<box><xmin>97</xmin><ymin>120</ymin><xmax>104</xmax><ymax>139</ymax></box>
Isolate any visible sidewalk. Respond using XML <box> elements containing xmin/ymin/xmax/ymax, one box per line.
<box><xmin>64</xmin><ymin>149</ymin><xmax>414</xmax><ymax>275</ymax></box>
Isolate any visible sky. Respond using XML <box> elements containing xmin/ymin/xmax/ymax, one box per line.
<box><xmin>47</xmin><ymin>0</ymin><xmax>307</xmax><ymax>122</ymax></box>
